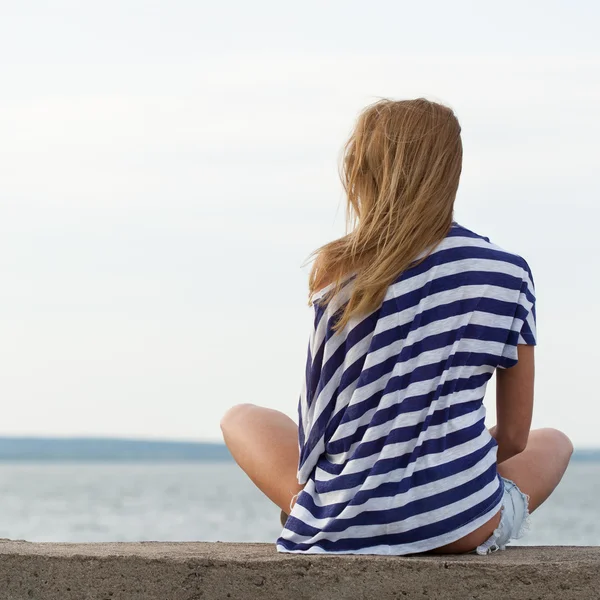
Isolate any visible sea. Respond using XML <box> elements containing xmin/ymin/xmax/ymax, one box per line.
<box><xmin>0</xmin><ymin>461</ymin><xmax>598</xmax><ymax>546</ymax></box>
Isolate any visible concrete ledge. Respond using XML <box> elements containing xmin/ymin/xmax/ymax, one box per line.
<box><xmin>0</xmin><ymin>540</ymin><xmax>598</xmax><ymax>600</ymax></box>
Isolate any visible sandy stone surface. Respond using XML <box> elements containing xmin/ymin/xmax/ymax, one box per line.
<box><xmin>0</xmin><ymin>540</ymin><xmax>598</xmax><ymax>599</ymax></box>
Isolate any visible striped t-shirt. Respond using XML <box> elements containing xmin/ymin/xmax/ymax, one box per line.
<box><xmin>276</xmin><ymin>222</ymin><xmax>537</xmax><ymax>555</ymax></box>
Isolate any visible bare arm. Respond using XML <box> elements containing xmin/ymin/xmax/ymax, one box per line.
<box><xmin>489</xmin><ymin>344</ymin><xmax>535</xmax><ymax>465</ymax></box>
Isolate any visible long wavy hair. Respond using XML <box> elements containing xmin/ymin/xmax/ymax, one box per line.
<box><xmin>308</xmin><ymin>97</ymin><xmax>463</xmax><ymax>331</ymax></box>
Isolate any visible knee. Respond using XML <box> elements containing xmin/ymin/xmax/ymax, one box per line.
<box><xmin>541</xmin><ymin>427</ymin><xmax>574</xmax><ymax>458</ymax></box>
<box><xmin>220</xmin><ymin>403</ymin><xmax>257</xmax><ymax>432</ymax></box>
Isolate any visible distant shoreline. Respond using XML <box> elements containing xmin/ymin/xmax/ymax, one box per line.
<box><xmin>0</xmin><ymin>437</ymin><xmax>596</xmax><ymax>462</ymax></box>
<box><xmin>0</xmin><ymin>437</ymin><xmax>233</xmax><ymax>461</ymax></box>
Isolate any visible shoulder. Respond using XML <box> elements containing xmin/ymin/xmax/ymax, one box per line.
<box><xmin>441</xmin><ymin>222</ymin><xmax>533</xmax><ymax>277</ymax></box>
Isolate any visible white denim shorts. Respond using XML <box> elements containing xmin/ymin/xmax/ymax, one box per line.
<box><xmin>473</xmin><ymin>476</ymin><xmax>531</xmax><ymax>555</ymax></box>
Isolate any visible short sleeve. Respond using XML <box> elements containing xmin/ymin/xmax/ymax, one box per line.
<box><xmin>498</xmin><ymin>262</ymin><xmax>537</xmax><ymax>369</ymax></box>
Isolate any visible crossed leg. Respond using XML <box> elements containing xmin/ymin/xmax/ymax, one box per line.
<box><xmin>220</xmin><ymin>403</ymin><xmax>573</xmax><ymax>552</ymax></box>
<box><xmin>431</xmin><ymin>427</ymin><xmax>573</xmax><ymax>553</ymax></box>
<box><xmin>220</xmin><ymin>403</ymin><xmax>303</xmax><ymax>514</ymax></box>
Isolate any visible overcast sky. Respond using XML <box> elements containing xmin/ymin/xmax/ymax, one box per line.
<box><xmin>0</xmin><ymin>1</ymin><xmax>598</xmax><ymax>447</ymax></box>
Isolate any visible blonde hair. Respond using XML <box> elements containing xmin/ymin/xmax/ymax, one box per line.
<box><xmin>308</xmin><ymin>97</ymin><xmax>463</xmax><ymax>331</ymax></box>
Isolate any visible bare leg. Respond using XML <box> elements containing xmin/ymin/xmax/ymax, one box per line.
<box><xmin>431</xmin><ymin>427</ymin><xmax>573</xmax><ymax>554</ymax></box>
<box><xmin>220</xmin><ymin>403</ymin><xmax>303</xmax><ymax>513</ymax></box>
<box><xmin>495</xmin><ymin>427</ymin><xmax>573</xmax><ymax>512</ymax></box>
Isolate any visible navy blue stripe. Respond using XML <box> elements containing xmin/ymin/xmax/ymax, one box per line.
<box><xmin>447</xmin><ymin>224</ymin><xmax>489</xmax><ymax>242</ymax></box>
<box><xmin>313</xmin><ymin>300</ymin><xmax>327</xmax><ymax>328</ymax></box>
<box><xmin>306</xmin><ymin>344</ymin><xmax>320</xmax><ymax>408</ymax></box>
<box><xmin>297</xmin><ymin>398</ymin><xmax>305</xmax><ymax>450</ymax></box>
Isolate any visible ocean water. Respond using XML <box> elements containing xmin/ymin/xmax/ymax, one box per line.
<box><xmin>0</xmin><ymin>461</ymin><xmax>598</xmax><ymax>546</ymax></box>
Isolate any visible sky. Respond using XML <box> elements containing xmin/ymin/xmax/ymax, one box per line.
<box><xmin>0</xmin><ymin>1</ymin><xmax>598</xmax><ymax>447</ymax></box>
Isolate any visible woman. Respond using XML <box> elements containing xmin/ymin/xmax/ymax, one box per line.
<box><xmin>220</xmin><ymin>98</ymin><xmax>573</xmax><ymax>555</ymax></box>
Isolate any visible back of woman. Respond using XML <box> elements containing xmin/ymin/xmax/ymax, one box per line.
<box><xmin>277</xmin><ymin>221</ymin><xmax>535</xmax><ymax>554</ymax></box>
<box><xmin>221</xmin><ymin>97</ymin><xmax>572</xmax><ymax>557</ymax></box>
